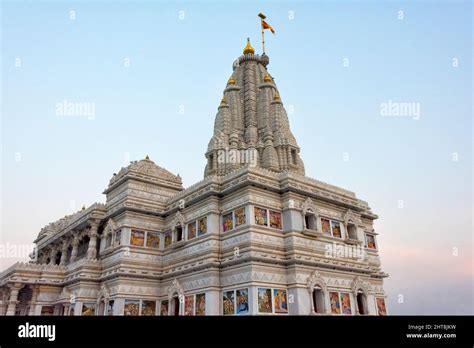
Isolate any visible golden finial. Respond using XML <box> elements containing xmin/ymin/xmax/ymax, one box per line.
<box><xmin>220</xmin><ymin>96</ymin><xmax>227</xmax><ymax>105</ymax></box>
<box><xmin>273</xmin><ymin>91</ymin><xmax>280</xmax><ymax>100</ymax></box>
<box><xmin>145</xmin><ymin>155</ymin><xmax>150</xmax><ymax>160</ymax></box>
<box><xmin>227</xmin><ymin>76</ymin><xmax>236</xmax><ymax>85</ymax></box>
<box><xmin>243</xmin><ymin>38</ymin><xmax>254</xmax><ymax>55</ymax></box>
<box><xmin>264</xmin><ymin>73</ymin><xmax>272</xmax><ymax>82</ymax></box>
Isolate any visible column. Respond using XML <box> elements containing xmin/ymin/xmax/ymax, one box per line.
<box><xmin>54</xmin><ymin>304</ymin><xmax>64</xmax><ymax>316</ymax></box>
<box><xmin>6</xmin><ymin>283</ymin><xmax>22</xmax><ymax>316</ymax></box>
<box><xmin>0</xmin><ymin>290</ymin><xmax>8</xmax><ymax>315</ymax></box>
<box><xmin>59</xmin><ymin>240</ymin><xmax>69</xmax><ymax>265</ymax></box>
<box><xmin>28</xmin><ymin>285</ymin><xmax>39</xmax><ymax>316</ymax></box>
<box><xmin>70</xmin><ymin>236</ymin><xmax>80</xmax><ymax>263</ymax></box>
<box><xmin>287</xmin><ymin>286</ymin><xmax>312</xmax><ymax>315</ymax></box>
<box><xmin>49</xmin><ymin>246</ymin><xmax>57</xmax><ymax>265</ymax></box>
<box><xmin>98</xmin><ymin>234</ymin><xmax>105</xmax><ymax>255</ymax></box>
<box><xmin>39</xmin><ymin>249</ymin><xmax>47</xmax><ymax>264</ymax></box>
<box><xmin>86</xmin><ymin>224</ymin><xmax>99</xmax><ymax>259</ymax></box>
<box><xmin>204</xmin><ymin>290</ymin><xmax>220</xmax><ymax>315</ymax></box>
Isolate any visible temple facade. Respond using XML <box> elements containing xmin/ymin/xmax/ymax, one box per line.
<box><xmin>0</xmin><ymin>39</ymin><xmax>388</xmax><ymax>316</ymax></box>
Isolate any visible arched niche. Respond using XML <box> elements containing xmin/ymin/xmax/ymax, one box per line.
<box><xmin>351</xmin><ymin>276</ymin><xmax>370</xmax><ymax>315</ymax></box>
<box><xmin>96</xmin><ymin>284</ymin><xmax>110</xmax><ymax>316</ymax></box>
<box><xmin>167</xmin><ymin>279</ymin><xmax>184</xmax><ymax>316</ymax></box>
<box><xmin>171</xmin><ymin>211</ymin><xmax>186</xmax><ymax>243</ymax></box>
<box><xmin>307</xmin><ymin>271</ymin><xmax>329</xmax><ymax>314</ymax></box>
<box><xmin>343</xmin><ymin>210</ymin><xmax>363</xmax><ymax>245</ymax></box>
<box><xmin>301</xmin><ymin>198</ymin><xmax>323</xmax><ymax>237</ymax></box>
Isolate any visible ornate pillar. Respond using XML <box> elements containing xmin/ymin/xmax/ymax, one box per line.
<box><xmin>98</xmin><ymin>234</ymin><xmax>105</xmax><ymax>256</ymax></box>
<box><xmin>49</xmin><ymin>245</ymin><xmax>57</xmax><ymax>265</ymax></box>
<box><xmin>39</xmin><ymin>249</ymin><xmax>48</xmax><ymax>264</ymax></box>
<box><xmin>0</xmin><ymin>289</ymin><xmax>8</xmax><ymax>315</ymax></box>
<box><xmin>28</xmin><ymin>285</ymin><xmax>39</xmax><ymax>316</ymax></box>
<box><xmin>38</xmin><ymin>251</ymin><xmax>44</xmax><ymax>264</ymax></box>
<box><xmin>60</xmin><ymin>240</ymin><xmax>69</xmax><ymax>265</ymax></box>
<box><xmin>44</xmin><ymin>252</ymin><xmax>50</xmax><ymax>264</ymax></box>
<box><xmin>86</xmin><ymin>223</ymin><xmax>99</xmax><ymax>259</ymax></box>
<box><xmin>6</xmin><ymin>283</ymin><xmax>23</xmax><ymax>316</ymax></box>
<box><xmin>70</xmin><ymin>236</ymin><xmax>80</xmax><ymax>263</ymax></box>
<box><xmin>54</xmin><ymin>304</ymin><xmax>64</xmax><ymax>316</ymax></box>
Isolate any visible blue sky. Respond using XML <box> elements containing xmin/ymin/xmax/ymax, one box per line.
<box><xmin>1</xmin><ymin>0</ymin><xmax>472</xmax><ymax>314</ymax></box>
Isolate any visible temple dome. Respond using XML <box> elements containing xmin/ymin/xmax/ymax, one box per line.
<box><xmin>204</xmin><ymin>41</ymin><xmax>305</xmax><ymax>177</ymax></box>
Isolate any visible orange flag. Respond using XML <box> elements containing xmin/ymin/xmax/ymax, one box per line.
<box><xmin>262</xmin><ymin>20</ymin><xmax>275</xmax><ymax>34</ymax></box>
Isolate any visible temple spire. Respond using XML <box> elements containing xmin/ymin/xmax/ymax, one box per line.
<box><xmin>204</xmin><ymin>38</ymin><xmax>305</xmax><ymax>178</ymax></box>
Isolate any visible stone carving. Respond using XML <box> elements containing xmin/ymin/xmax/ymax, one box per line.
<box><xmin>96</xmin><ymin>284</ymin><xmax>110</xmax><ymax>304</ymax></box>
<box><xmin>103</xmin><ymin>218</ymin><xmax>117</xmax><ymax>237</ymax></box>
<box><xmin>351</xmin><ymin>276</ymin><xmax>371</xmax><ymax>296</ymax></box>
<box><xmin>301</xmin><ymin>197</ymin><xmax>318</xmax><ymax>215</ymax></box>
<box><xmin>109</xmin><ymin>157</ymin><xmax>182</xmax><ymax>187</ymax></box>
<box><xmin>306</xmin><ymin>271</ymin><xmax>327</xmax><ymax>293</ymax></box>
<box><xmin>167</xmin><ymin>278</ymin><xmax>184</xmax><ymax>299</ymax></box>
<box><xmin>343</xmin><ymin>209</ymin><xmax>361</xmax><ymax>226</ymax></box>
<box><xmin>171</xmin><ymin>211</ymin><xmax>185</xmax><ymax>228</ymax></box>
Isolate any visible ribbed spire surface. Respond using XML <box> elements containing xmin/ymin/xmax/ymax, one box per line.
<box><xmin>204</xmin><ymin>40</ymin><xmax>305</xmax><ymax>177</ymax></box>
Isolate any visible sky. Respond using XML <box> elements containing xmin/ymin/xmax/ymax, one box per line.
<box><xmin>1</xmin><ymin>0</ymin><xmax>472</xmax><ymax>314</ymax></box>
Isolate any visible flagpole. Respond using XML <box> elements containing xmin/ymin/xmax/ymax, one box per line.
<box><xmin>258</xmin><ymin>13</ymin><xmax>266</xmax><ymax>54</ymax></box>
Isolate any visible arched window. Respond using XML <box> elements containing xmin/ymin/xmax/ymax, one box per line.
<box><xmin>175</xmin><ymin>225</ymin><xmax>183</xmax><ymax>242</ymax></box>
<box><xmin>171</xmin><ymin>211</ymin><xmax>186</xmax><ymax>245</ymax></box>
<box><xmin>347</xmin><ymin>223</ymin><xmax>358</xmax><ymax>240</ymax></box>
<box><xmin>307</xmin><ymin>271</ymin><xmax>328</xmax><ymax>315</ymax></box>
<box><xmin>208</xmin><ymin>154</ymin><xmax>214</xmax><ymax>170</ymax></box>
<box><xmin>301</xmin><ymin>198</ymin><xmax>323</xmax><ymax>237</ymax></box>
<box><xmin>351</xmin><ymin>277</ymin><xmax>370</xmax><ymax>315</ymax></box>
<box><xmin>96</xmin><ymin>285</ymin><xmax>110</xmax><ymax>316</ymax></box>
<box><xmin>105</xmin><ymin>234</ymin><xmax>112</xmax><ymax>248</ymax></box>
<box><xmin>168</xmin><ymin>279</ymin><xmax>184</xmax><ymax>315</ymax></box>
<box><xmin>291</xmin><ymin>149</ymin><xmax>297</xmax><ymax>164</ymax></box>
<box><xmin>312</xmin><ymin>286</ymin><xmax>326</xmax><ymax>314</ymax></box>
<box><xmin>107</xmin><ymin>300</ymin><xmax>114</xmax><ymax>316</ymax></box>
<box><xmin>54</xmin><ymin>251</ymin><xmax>62</xmax><ymax>265</ymax></box>
<box><xmin>98</xmin><ymin>301</ymin><xmax>105</xmax><ymax>316</ymax></box>
<box><xmin>66</xmin><ymin>245</ymin><xmax>72</xmax><ymax>263</ymax></box>
<box><xmin>114</xmin><ymin>229</ymin><xmax>122</xmax><ymax>246</ymax></box>
<box><xmin>304</xmin><ymin>210</ymin><xmax>317</xmax><ymax>231</ymax></box>
<box><xmin>171</xmin><ymin>295</ymin><xmax>181</xmax><ymax>316</ymax></box>
<box><xmin>356</xmin><ymin>291</ymin><xmax>368</xmax><ymax>315</ymax></box>
<box><xmin>343</xmin><ymin>210</ymin><xmax>363</xmax><ymax>245</ymax></box>
<box><xmin>76</xmin><ymin>235</ymin><xmax>90</xmax><ymax>259</ymax></box>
